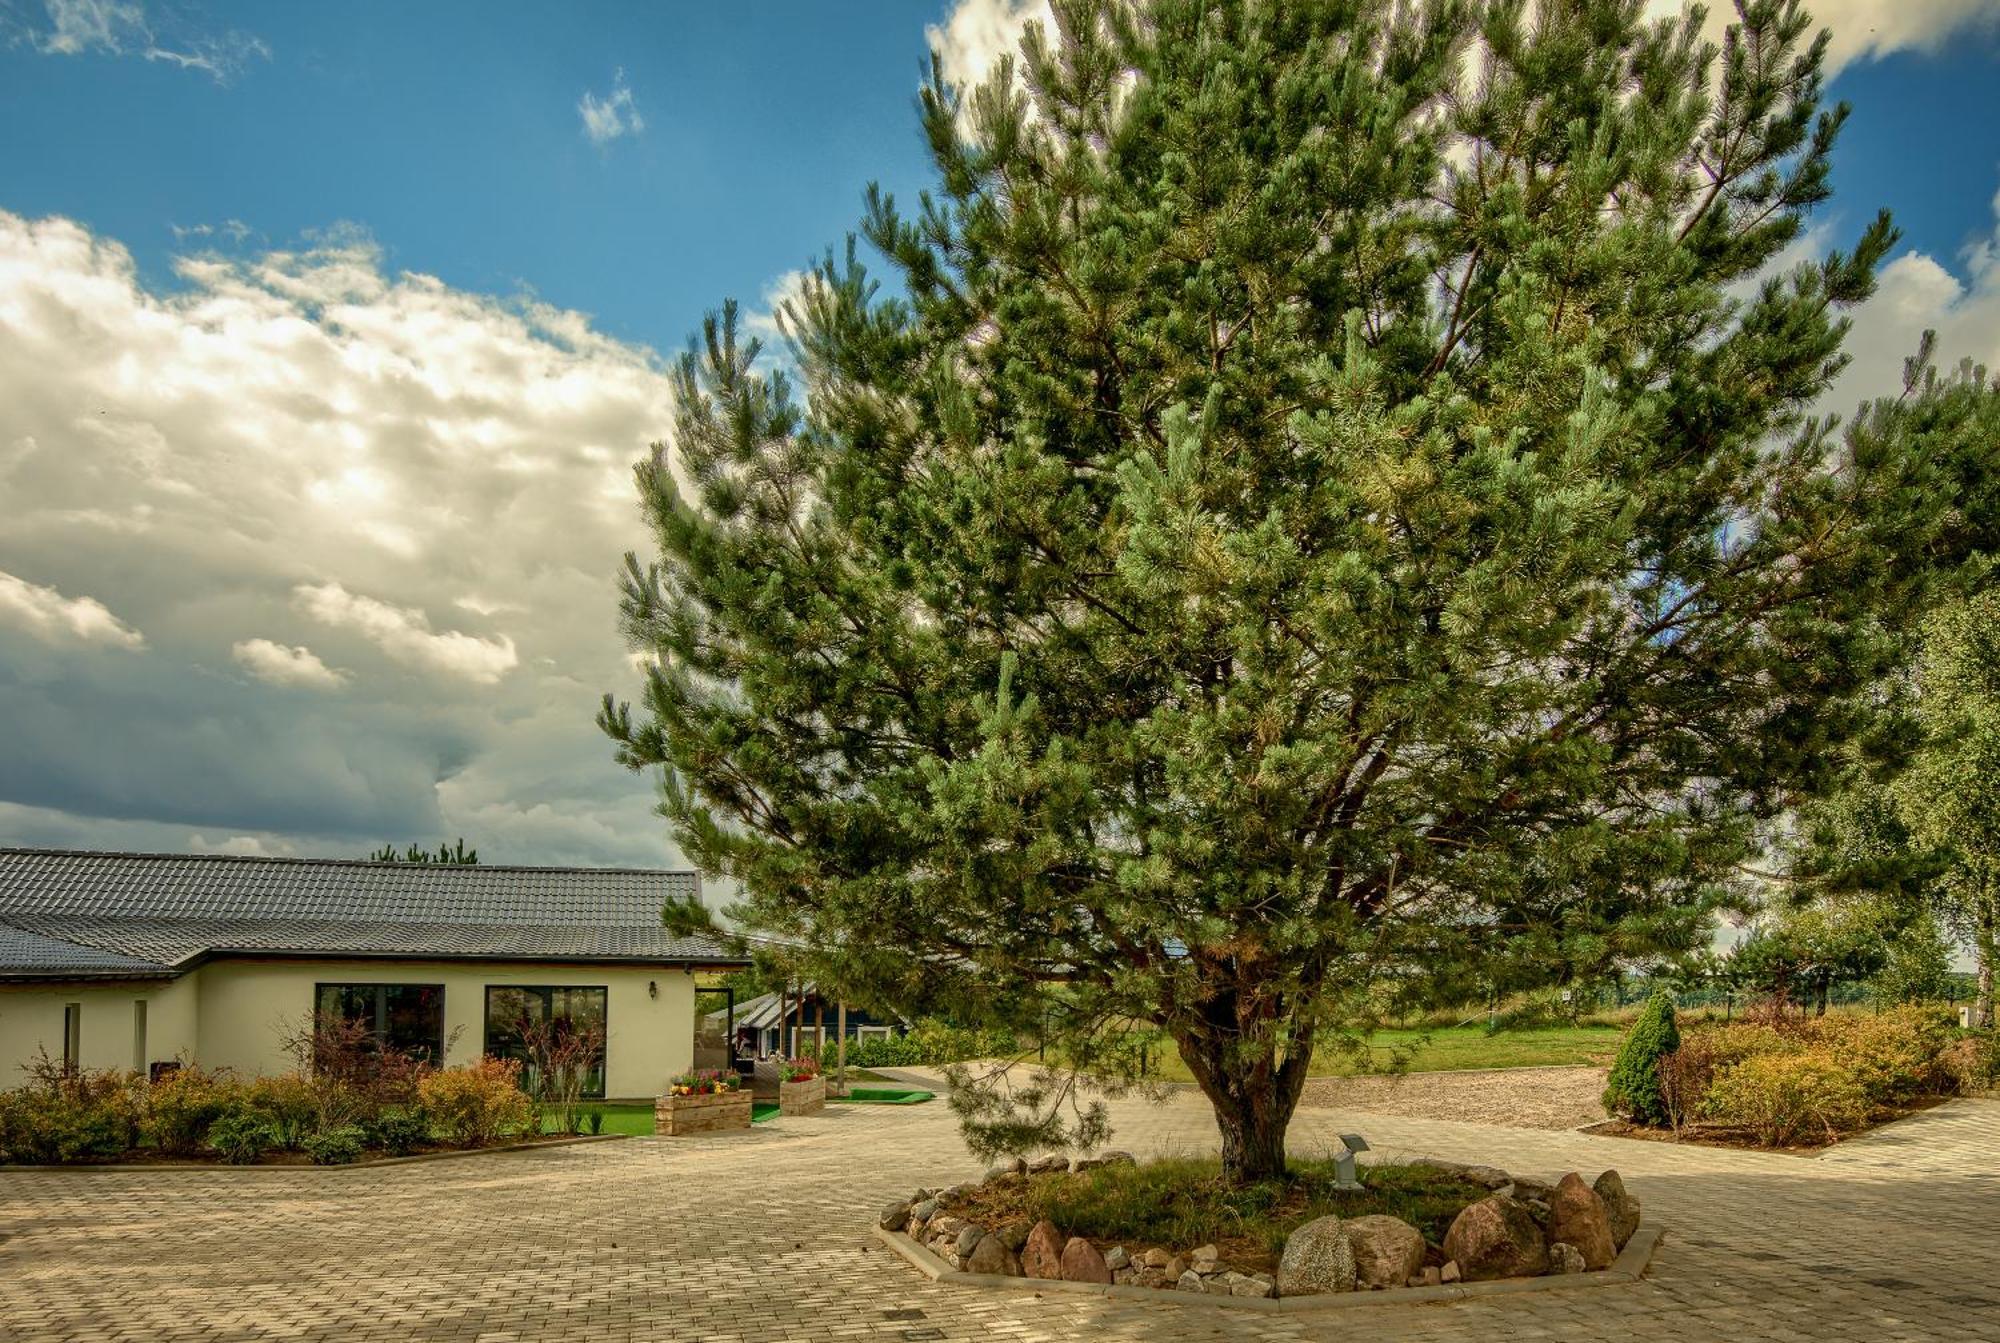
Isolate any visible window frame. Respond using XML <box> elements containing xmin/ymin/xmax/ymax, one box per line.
<box><xmin>481</xmin><ymin>985</ymin><xmax>610</xmax><ymax>1100</ymax></box>
<box><xmin>311</xmin><ymin>981</ymin><xmax>448</xmax><ymax>1063</ymax></box>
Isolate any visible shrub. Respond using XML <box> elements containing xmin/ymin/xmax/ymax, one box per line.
<box><xmin>1657</xmin><ymin>1022</ymin><xmax>1787</xmax><ymax>1129</ymax></box>
<box><xmin>583</xmin><ymin>1107</ymin><xmax>605</xmax><ymax>1135</ymax></box>
<box><xmin>1940</xmin><ymin>1032</ymin><xmax>2000</xmax><ymax>1094</ymax></box>
<box><xmin>0</xmin><ymin>1057</ymin><xmax>144</xmax><ymax>1163</ymax></box>
<box><xmin>206</xmin><ymin>1110</ymin><xmax>272</xmax><ymax>1165</ymax></box>
<box><xmin>143</xmin><ymin>1062</ymin><xmax>241</xmax><ymax>1156</ymax></box>
<box><xmin>364</xmin><ymin>1110</ymin><xmax>432</xmax><ymax>1157</ymax></box>
<box><xmin>278</xmin><ymin>1014</ymin><xmax>432</xmax><ymax>1132</ymax></box>
<box><xmin>1793</xmin><ymin>1005</ymin><xmax>1956</xmax><ymax>1105</ymax></box>
<box><xmin>417</xmin><ymin>1059</ymin><xmax>532</xmax><ymax>1147</ymax></box>
<box><xmin>1706</xmin><ymin>1049</ymin><xmax>1869</xmax><ymax>1145</ymax></box>
<box><xmin>1603</xmin><ymin>990</ymin><xmax>1680</xmax><ymax>1126</ymax></box>
<box><xmin>302</xmin><ymin>1125</ymin><xmax>367</xmax><ymax>1165</ymax></box>
<box><xmin>800</xmin><ymin>1019</ymin><xmax>1022</xmax><ymax>1069</ymax></box>
<box><xmin>244</xmin><ymin>1072</ymin><xmax>318</xmax><ymax>1151</ymax></box>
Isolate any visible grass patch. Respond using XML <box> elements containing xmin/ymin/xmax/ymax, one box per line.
<box><xmin>1079</xmin><ymin>1025</ymin><xmax>1624</xmax><ymax>1084</ymax></box>
<box><xmin>941</xmin><ymin>1157</ymin><xmax>1485</xmax><ymax>1271</ymax></box>
<box><xmin>834</xmin><ymin>1087</ymin><xmax>933</xmax><ymax>1104</ymax></box>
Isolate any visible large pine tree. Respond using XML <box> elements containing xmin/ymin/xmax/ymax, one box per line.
<box><xmin>603</xmin><ymin>0</ymin><xmax>1974</xmax><ymax>1180</ymax></box>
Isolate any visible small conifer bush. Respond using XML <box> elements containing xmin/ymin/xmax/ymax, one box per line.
<box><xmin>1603</xmin><ymin>991</ymin><xmax>1680</xmax><ymax>1126</ymax></box>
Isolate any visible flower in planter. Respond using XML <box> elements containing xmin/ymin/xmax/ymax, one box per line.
<box><xmin>667</xmin><ymin>1068</ymin><xmax>741</xmax><ymax>1097</ymax></box>
<box><xmin>782</xmin><ymin>1057</ymin><xmax>820</xmax><ymax>1083</ymax></box>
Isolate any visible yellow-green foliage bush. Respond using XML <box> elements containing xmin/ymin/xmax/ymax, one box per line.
<box><xmin>1792</xmin><ymin>1006</ymin><xmax>1955</xmax><ymax>1105</ymax></box>
<box><xmin>143</xmin><ymin>1062</ymin><xmax>242</xmax><ymax>1156</ymax></box>
<box><xmin>0</xmin><ymin>1060</ymin><xmax>145</xmax><ymax>1163</ymax></box>
<box><xmin>244</xmin><ymin>1072</ymin><xmax>318</xmax><ymax>1150</ymax></box>
<box><xmin>417</xmin><ymin>1058</ymin><xmax>532</xmax><ymax>1147</ymax></box>
<box><xmin>1706</xmin><ymin>1049</ymin><xmax>1870</xmax><ymax>1146</ymax></box>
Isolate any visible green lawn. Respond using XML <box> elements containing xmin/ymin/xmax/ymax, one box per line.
<box><xmin>1106</xmin><ymin>1024</ymin><xmax>1624</xmax><ymax>1085</ymax></box>
<box><xmin>539</xmin><ymin>1099</ymin><xmax>780</xmax><ymax>1136</ymax></box>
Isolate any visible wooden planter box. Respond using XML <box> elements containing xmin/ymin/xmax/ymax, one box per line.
<box><xmin>779</xmin><ymin>1075</ymin><xmax>827</xmax><ymax>1116</ymax></box>
<box><xmin>655</xmin><ymin>1089</ymin><xmax>752</xmax><ymax>1136</ymax></box>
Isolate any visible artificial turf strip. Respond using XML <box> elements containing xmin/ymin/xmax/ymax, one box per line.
<box><xmin>834</xmin><ymin>1087</ymin><xmax>934</xmax><ymax>1104</ymax></box>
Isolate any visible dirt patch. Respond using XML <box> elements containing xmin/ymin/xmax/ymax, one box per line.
<box><xmin>1300</xmin><ymin>1065</ymin><xmax>1609</xmax><ymax>1130</ymax></box>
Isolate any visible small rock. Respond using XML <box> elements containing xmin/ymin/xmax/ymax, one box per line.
<box><xmin>1137</xmin><ymin>1248</ymin><xmax>1172</xmax><ymax>1269</ymax></box>
<box><xmin>1070</xmin><ymin>1154</ymin><xmax>1108</xmax><ymax>1173</ymax></box>
<box><xmin>1462</xmin><ymin>1164</ymin><xmax>1513</xmax><ymax>1189</ymax></box>
<box><xmin>1027</xmin><ymin>1154</ymin><xmax>1068</xmax><ymax>1174</ymax></box>
<box><xmin>1548</xmin><ymin>1173</ymin><xmax>1616</xmax><ymax>1270</ymax></box>
<box><xmin>1134</xmin><ymin>1269</ymin><xmax>1168</xmax><ymax>1289</ymax></box>
<box><xmin>927</xmin><ymin>1215</ymin><xmax>965</xmax><ymax>1242</ymax></box>
<box><xmin>1594</xmin><ymin>1170</ymin><xmax>1641</xmax><ymax>1250</ymax></box>
<box><xmin>984</xmin><ymin>1162</ymin><xmax>1021</xmax><ymax>1183</ymax></box>
<box><xmin>1276</xmin><ymin>1215</ymin><xmax>1357</xmax><ymax>1297</ymax></box>
<box><xmin>955</xmin><ymin>1225</ymin><xmax>984</xmax><ymax>1258</ymax></box>
<box><xmin>1060</xmin><ymin>1237</ymin><xmax>1113</xmax><ymax>1284</ymax></box>
<box><xmin>1510</xmin><ymin>1174</ymin><xmax>1557</xmax><ymax>1202</ymax></box>
<box><xmin>1343</xmin><ymin>1214</ymin><xmax>1426</xmax><ymax>1291</ymax></box>
<box><xmin>1523</xmin><ymin>1198</ymin><xmax>1554</xmax><ymax>1230</ymax></box>
<box><xmin>1550</xmin><ymin>1242</ymin><xmax>1586</xmax><ymax>1275</ymax></box>
<box><xmin>1177</xmin><ymin>1270</ymin><xmax>1204</xmax><ymax>1292</ymax></box>
<box><xmin>1189</xmin><ymin>1243</ymin><xmax>1221</xmax><ymax>1271</ymax></box>
<box><xmin>1232</xmin><ymin>1276</ymin><xmax>1273</xmax><ymax>1298</ymax></box>
<box><xmin>967</xmin><ymin>1233</ymin><xmax>1022</xmax><ymax>1277</ymax></box>
<box><xmin>1022</xmin><ymin>1220</ymin><xmax>1065</xmax><ymax>1279</ymax></box>
<box><xmin>1440</xmin><ymin>1260</ymin><xmax>1461</xmax><ymax>1284</ymax></box>
<box><xmin>1441</xmin><ymin>1196</ymin><xmax>1549</xmax><ymax>1282</ymax></box>
<box><xmin>1099</xmin><ymin>1150</ymin><xmax>1137</xmax><ymax>1166</ymax></box>
<box><xmin>1421</xmin><ymin>1265</ymin><xmax>1441</xmax><ymax>1287</ymax></box>
<box><xmin>1163</xmin><ymin>1255</ymin><xmax>1188</xmax><ymax>1280</ymax></box>
<box><xmin>997</xmin><ymin>1221</ymin><xmax>1031</xmax><ymax>1253</ymax></box>
<box><xmin>908</xmin><ymin>1198</ymin><xmax>938</xmax><ymax>1228</ymax></box>
<box><xmin>1202</xmin><ymin>1276</ymin><xmax>1233</xmax><ymax>1296</ymax></box>
<box><xmin>1112</xmin><ymin>1266</ymin><xmax>1136</xmax><ymax>1284</ymax></box>
<box><xmin>1103</xmin><ymin>1245</ymin><xmax>1130</xmax><ymax>1271</ymax></box>
<box><xmin>879</xmin><ymin>1200</ymin><xmax>912</xmax><ymax>1233</ymax></box>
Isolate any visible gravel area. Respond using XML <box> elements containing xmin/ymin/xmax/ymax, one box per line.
<box><xmin>1301</xmin><ymin>1065</ymin><xmax>1608</xmax><ymax>1131</ymax></box>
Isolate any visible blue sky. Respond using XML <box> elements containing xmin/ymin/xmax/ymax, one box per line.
<box><xmin>1</xmin><ymin>0</ymin><xmax>1999</xmax><ymax>872</ymax></box>
<box><xmin>3</xmin><ymin>2</ymin><xmax>1998</xmax><ymax>361</ymax></box>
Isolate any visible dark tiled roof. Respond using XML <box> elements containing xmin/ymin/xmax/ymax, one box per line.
<box><xmin>0</xmin><ymin>848</ymin><xmax>744</xmax><ymax>980</ymax></box>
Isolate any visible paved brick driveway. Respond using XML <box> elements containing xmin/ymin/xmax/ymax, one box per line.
<box><xmin>4</xmin><ymin>1084</ymin><xmax>1998</xmax><ymax>1343</ymax></box>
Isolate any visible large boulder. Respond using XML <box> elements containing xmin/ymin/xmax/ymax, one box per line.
<box><xmin>967</xmin><ymin>1234</ymin><xmax>1023</xmax><ymax>1276</ymax></box>
<box><xmin>1343</xmin><ymin>1214</ymin><xmax>1427</xmax><ymax>1290</ymax></box>
<box><xmin>1593</xmin><ymin>1170</ymin><xmax>1641</xmax><ymax>1250</ymax></box>
<box><xmin>1441</xmin><ymin>1195</ymin><xmax>1550</xmax><ymax>1281</ymax></box>
<box><xmin>879</xmin><ymin>1200</ymin><xmax>912</xmax><ymax>1232</ymax></box>
<box><xmin>1060</xmin><ymin>1237</ymin><xmax>1113</xmax><ymax>1284</ymax></box>
<box><xmin>1548</xmin><ymin>1173</ymin><xmax>1616</xmax><ymax>1270</ymax></box>
<box><xmin>1021</xmin><ymin>1220</ymin><xmax>1065</xmax><ymax>1279</ymax></box>
<box><xmin>1276</xmin><ymin>1215</ymin><xmax>1357</xmax><ymax>1297</ymax></box>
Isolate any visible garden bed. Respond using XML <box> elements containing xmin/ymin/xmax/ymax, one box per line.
<box><xmin>877</xmin><ymin>1153</ymin><xmax>1647</xmax><ymax>1301</ymax></box>
<box><xmin>1584</xmin><ymin>1092</ymin><xmax>1954</xmax><ymax>1154</ymax></box>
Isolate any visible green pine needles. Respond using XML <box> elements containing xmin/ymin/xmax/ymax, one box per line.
<box><xmin>601</xmin><ymin>0</ymin><xmax>1991</xmax><ymax>1182</ymax></box>
<box><xmin>1603</xmin><ymin>991</ymin><xmax>1681</xmax><ymax>1126</ymax></box>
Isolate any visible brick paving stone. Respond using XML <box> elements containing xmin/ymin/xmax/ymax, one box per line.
<box><xmin>5</xmin><ymin>1081</ymin><xmax>2000</xmax><ymax>1342</ymax></box>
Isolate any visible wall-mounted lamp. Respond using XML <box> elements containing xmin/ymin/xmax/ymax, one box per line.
<box><xmin>648</xmin><ymin>980</ymin><xmax>658</xmax><ymax>999</ymax></box>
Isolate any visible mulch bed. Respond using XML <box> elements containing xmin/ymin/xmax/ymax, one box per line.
<box><xmin>1583</xmin><ymin>1094</ymin><xmax>1955</xmax><ymax>1155</ymax></box>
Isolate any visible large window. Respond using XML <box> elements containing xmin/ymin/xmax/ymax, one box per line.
<box><xmin>484</xmin><ymin>986</ymin><xmax>608</xmax><ymax>1099</ymax></box>
<box><xmin>314</xmin><ymin>983</ymin><xmax>446</xmax><ymax>1062</ymax></box>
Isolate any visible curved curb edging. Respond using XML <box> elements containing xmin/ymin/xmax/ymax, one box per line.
<box><xmin>875</xmin><ymin>1222</ymin><xmax>1662</xmax><ymax>1313</ymax></box>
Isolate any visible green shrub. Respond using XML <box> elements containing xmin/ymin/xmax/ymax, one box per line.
<box><xmin>206</xmin><ymin>1110</ymin><xmax>272</xmax><ymax>1165</ymax></box>
<box><xmin>584</xmin><ymin>1107</ymin><xmax>605</xmax><ymax>1135</ymax></box>
<box><xmin>1706</xmin><ymin>1049</ymin><xmax>1869</xmax><ymax>1146</ymax></box>
<box><xmin>303</xmin><ymin>1125</ymin><xmax>366</xmax><ymax>1165</ymax></box>
<box><xmin>143</xmin><ymin>1062</ymin><xmax>241</xmax><ymax>1156</ymax></box>
<box><xmin>365</xmin><ymin>1110</ymin><xmax>431</xmax><ymax>1157</ymax></box>
<box><xmin>417</xmin><ymin>1059</ymin><xmax>532</xmax><ymax>1147</ymax></box>
<box><xmin>802</xmin><ymin>1019</ymin><xmax>1021</xmax><ymax>1069</ymax></box>
<box><xmin>1603</xmin><ymin>990</ymin><xmax>1680</xmax><ymax>1125</ymax></box>
<box><xmin>0</xmin><ymin>1060</ymin><xmax>144</xmax><ymax>1163</ymax></box>
<box><xmin>244</xmin><ymin>1072</ymin><xmax>318</xmax><ymax>1151</ymax></box>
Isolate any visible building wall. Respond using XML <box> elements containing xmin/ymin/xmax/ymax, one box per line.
<box><xmin>0</xmin><ymin>976</ymin><xmax>198</xmax><ymax>1081</ymax></box>
<box><xmin>1</xmin><ymin>960</ymin><xmax>698</xmax><ymax>1099</ymax></box>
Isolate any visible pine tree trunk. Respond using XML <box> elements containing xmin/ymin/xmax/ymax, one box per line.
<box><xmin>1170</xmin><ymin>986</ymin><xmax>1314</xmax><ymax>1185</ymax></box>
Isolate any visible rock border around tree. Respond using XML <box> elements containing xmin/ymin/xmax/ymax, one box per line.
<box><xmin>872</xmin><ymin>1157</ymin><xmax>1661</xmax><ymax>1312</ymax></box>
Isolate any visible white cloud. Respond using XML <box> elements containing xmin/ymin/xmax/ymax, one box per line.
<box><xmin>0</xmin><ymin>208</ymin><xmax>686</xmax><ymax>866</ymax></box>
<box><xmin>1641</xmin><ymin>0</ymin><xmax>2000</xmax><ymax>75</ymax></box>
<box><xmin>231</xmin><ymin>638</ymin><xmax>346</xmax><ymax>689</ymax></box>
<box><xmin>578</xmin><ymin>68</ymin><xmax>645</xmax><ymax>146</ymax></box>
<box><xmin>23</xmin><ymin>0</ymin><xmax>270</xmax><ymax>83</ymax></box>
<box><xmin>295</xmin><ymin>582</ymin><xmax>517</xmax><ymax>685</ymax></box>
<box><xmin>927</xmin><ymin>0</ymin><xmax>1053</xmax><ymax>95</ymax></box>
<box><xmin>0</xmin><ymin>568</ymin><xmax>145</xmax><ymax>649</ymax></box>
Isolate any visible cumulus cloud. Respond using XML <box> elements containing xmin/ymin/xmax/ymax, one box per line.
<box><xmin>1643</xmin><ymin>0</ymin><xmax>2000</xmax><ymax>75</ymax></box>
<box><xmin>0</xmin><ymin>208</ymin><xmax>688</xmax><ymax>867</ymax></box>
<box><xmin>0</xmin><ymin>568</ymin><xmax>145</xmax><ymax>649</ymax></box>
<box><xmin>230</xmin><ymin>638</ymin><xmax>346</xmax><ymax>689</ymax></box>
<box><xmin>927</xmin><ymin>0</ymin><xmax>1053</xmax><ymax>94</ymax></box>
<box><xmin>19</xmin><ymin>0</ymin><xmax>270</xmax><ymax>83</ymax></box>
<box><xmin>578</xmin><ymin>68</ymin><xmax>645</xmax><ymax>146</ymax></box>
<box><xmin>295</xmin><ymin>582</ymin><xmax>516</xmax><ymax>685</ymax></box>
